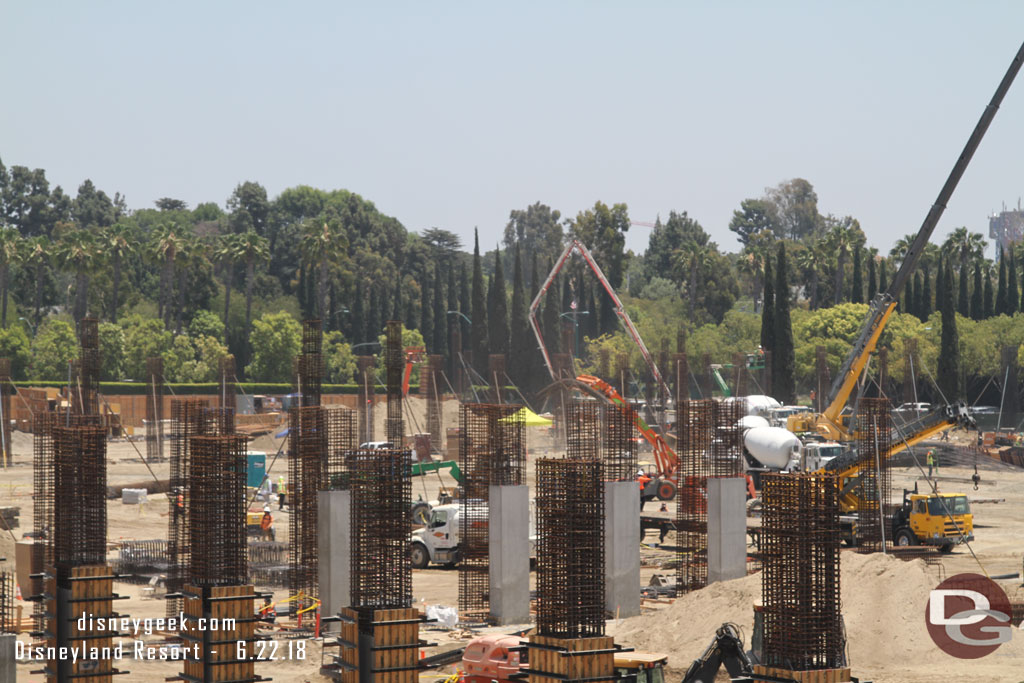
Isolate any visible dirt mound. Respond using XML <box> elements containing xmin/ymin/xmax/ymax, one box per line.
<box><xmin>610</xmin><ymin>551</ymin><xmax>1024</xmax><ymax>682</ymax></box>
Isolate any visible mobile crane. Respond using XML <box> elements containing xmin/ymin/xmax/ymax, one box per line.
<box><xmin>792</xmin><ymin>38</ymin><xmax>1024</xmax><ymax>549</ymax></box>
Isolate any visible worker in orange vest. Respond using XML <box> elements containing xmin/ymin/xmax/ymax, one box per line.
<box><xmin>261</xmin><ymin>507</ymin><xmax>274</xmax><ymax>541</ymax></box>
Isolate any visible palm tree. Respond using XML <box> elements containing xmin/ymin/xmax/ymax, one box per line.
<box><xmin>153</xmin><ymin>224</ymin><xmax>184</xmax><ymax>329</ymax></box>
<box><xmin>236</xmin><ymin>231</ymin><xmax>269</xmax><ymax>336</ymax></box>
<box><xmin>21</xmin><ymin>236</ymin><xmax>50</xmax><ymax>323</ymax></box>
<box><xmin>942</xmin><ymin>227</ymin><xmax>987</xmax><ymax>274</ymax></box>
<box><xmin>0</xmin><ymin>227</ymin><xmax>22</xmax><ymax>328</ymax></box>
<box><xmin>826</xmin><ymin>217</ymin><xmax>862</xmax><ymax>305</ymax></box>
<box><xmin>888</xmin><ymin>233</ymin><xmax>917</xmax><ymax>265</ymax></box>
<box><xmin>213</xmin><ymin>233</ymin><xmax>242</xmax><ymax>334</ymax></box>
<box><xmin>173</xmin><ymin>235</ymin><xmax>202</xmax><ymax>334</ymax></box>
<box><xmin>100</xmin><ymin>223</ymin><xmax>135</xmax><ymax>323</ymax></box>
<box><xmin>794</xmin><ymin>239</ymin><xmax>826</xmax><ymax>309</ymax></box>
<box><xmin>301</xmin><ymin>221</ymin><xmax>347</xmax><ymax>323</ymax></box>
<box><xmin>56</xmin><ymin>229</ymin><xmax>98</xmax><ymax>324</ymax></box>
<box><xmin>674</xmin><ymin>240</ymin><xmax>713</xmax><ymax>317</ymax></box>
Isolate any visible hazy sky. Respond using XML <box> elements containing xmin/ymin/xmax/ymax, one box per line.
<box><xmin>2</xmin><ymin>2</ymin><xmax>1023</xmax><ymax>258</ymax></box>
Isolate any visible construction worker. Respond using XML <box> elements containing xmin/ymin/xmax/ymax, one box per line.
<box><xmin>637</xmin><ymin>469</ymin><xmax>652</xmax><ymax>510</ymax></box>
<box><xmin>261</xmin><ymin>507</ymin><xmax>274</xmax><ymax>541</ymax></box>
<box><xmin>277</xmin><ymin>476</ymin><xmax>286</xmax><ymax>510</ymax></box>
<box><xmin>927</xmin><ymin>449</ymin><xmax>936</xmax><ymax>478</ymax></box>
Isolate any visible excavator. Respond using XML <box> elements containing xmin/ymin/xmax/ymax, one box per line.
<box><xmin>783</xmin><ymin>37</ymin><xmax>1024</xmax><ymax>549</ymax></box>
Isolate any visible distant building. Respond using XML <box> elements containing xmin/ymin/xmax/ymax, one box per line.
<box><xmin>989</xmin><ymin>202</ymin><xmax>1024</xmax><ymax>258</ymax></box>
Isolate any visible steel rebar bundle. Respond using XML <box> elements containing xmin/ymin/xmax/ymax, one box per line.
<box><xmin>458</xmin><ymin>403</ymin><xmax>525</xmax><ymax>620</ymax></box>
<box><xmin>855</xmin><ymin>397</ymin><xmax>892</xmax><ymax>553</ymax></box>
<box><xmin>602</xmin><ymin>403</ymin><xmax>637</xmax><ymax>482</ymax></box>
<box><xmin>0</xmin><ymin>570</ymin><xmax>12</xmax><ymax>634</ymax></box>
<box><xmin>357</xmin><ymin>356</ymin><xmax>376</xmax><ymax>444</ymax></box>
<box><xmin>535</xmin><ymin>458</ymin><xmax>605</xmax><ymax>638</ymax></box>
<box><xmin>676</xmin><ymin>399</ymin><xmax>714</xmax><ymax>593</ymax></box>
<box><xmin>72</xmin><ymin>318</ymin><xmax>101</xmax><ymax>416</ymax></box>
<box><xmin>298</xmin><ymin>319</ymin><xmax>324</xmax><ymax>408</ymax></box>
<box><xmin>188</xmin><ymin>434</ymin><xmax>248</xmax><ymax>586</ymax></box>
<box><xmin>347</xmin><ymin>448</ymin><xmax>412</xmax><ymax>617</ymax></box>
<box><xmin>426</xmin><ymin>354</ymin><xmax>443</xmax><ymax>452</ymax></box>
<box><xmin>146</xmin><ymin>357</ymin><xmax>165</xmax><ymax>462</ymax></box>
<box><xmin>760</xmin><ymin>473</ymin><xmax>843</xmax><ymax>671</ymax></box>
<box><xmin>115</xmin><ymin>540</ymin><xmax>170</xmax><ymax>579</ymax></box>
<box><xmin>289</xmin><ymin>405</ymin><xmax>325</xmax><ymax>608</ymax></box>
<box><xmin>325</xmin><ymin>405</ymin><xmax>357</xmax><ymax>489</ymax></box>
<box><xmin>218</xmin><ymin>354</ymin><xmax>237</xmax><ymax>412</ymax></box>
<box><xmin>167</xmin><ymin>398</ymin><xmax>208</xmax><ymax>616</ymax></box>
<box><xmin>385</xmin><ymin>320</ymin><xmax>404</xmax><ymax>444</ymax></box>
<box><xmin>53</xmin><ymin>424</ymin><xmax>107</xmax><ymax>568</ymax></box>
<box><xmin>248</xmin><ymin>541</ymin><xmax>290</xmax><ymax>587</ymax></box>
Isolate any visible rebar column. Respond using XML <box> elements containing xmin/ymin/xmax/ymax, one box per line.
<box><xmin>218</xmin><ymin>354</ymin><xmax>237</xmax><ymax>413</ymax></box>
<box><xmin>676</xmin><ymin>399</ymin><xmax>713</xmax><ymax>593</ymax></box>
<box><xmin>878</xmin><ymin>347</ymin><xmax>889</xmax><ymax>398</ymax></box>
<box><xmin>458</xmin><ymin>404</ymin><xmax>525</xmax><ymax>621</ymax></box>
<box><xmin>535</xmin><ymin>458</ymin><xmax>605</xmax><ymax>638</ymax></box>
<box><xmin>357</xmin><ymin>356</ymin><xmax>375</xmax><ymax>444</ymax></box>
<box><xmin>52</xmin><ymin>424</ymin><xmax>107</xmax><ymax>569</ymax></box>
<box><xmin>146</xmin><ymin>357</ymin><xmax>165</xmax><ymax>462</ymax></box>
<box><xmin>290</xmin><ymin>405</ymin><xmax>326</xmax><ymax>610</ymax></box>
<box><xmin>674</xmin><ymin>352</ymin><xmax>689</xmax><ymax>405</ymax></box>
<box><xmin>347</xmin><ymin>448</ymin><xmax>412</xmax><ymax>615</ymax></box>
<box><xmin>31</xmin><ymin>411</ymin><xmax>57</xmax><ymax>628</ymax></box>
<box><xmin>760</xmin><ymin>473</ymin><xmax>843</xmax><ymax>672</ymax></box>
<box><xmin>0</xmin><ymin>359</ymin><xmax>10</xmax><ymax>468</ymax></box>
<box><xmin>385</xmin><ymin>321</ymin><xmax>404</xmax><ymax>444</ymax></box>
<box><xmin>603</xmin><ymin>403</ymin><xmax>637</xmax><ymax>482</ymax></box>
<box><xmin>566</xmin><ymin>401</ymin><xmax>600</xmax><ymax>462</ymax></box>
<box><xmin>299</xmin><ymin>319</ymin><xmax>324</xmax><ymax>408</ymax></box>
<box><xmin>855</xmin><ymin>397</ymin><xmax>892</xmax><ymax>553</ymax></box>
<box><xmin>325</xmin><ymin>405</ymin><xmax>357</xmax><ymax>489</ymax></box>
<box><xmin>426</xmin><ymin>354</ymin><xmax>443</xmax><ymax>453</ymax></box>
<box><xmin>74</xmin><ymin>318</ymin><xmax>100</xmax><ymax>416</ymax></box>
<box><xmin>167</xmin><ymin>398</ymin><xmax>208</xmax><ymax>617</ymax></box>
<box><xmin>488</xmin><ymin>354</ymin><xmax>505</xmax><ymax>403</ymax></box>
<box><xmin>733</xmin><ymin>352</ymin><xmax>748</xmax><ymax>398</ymax></box>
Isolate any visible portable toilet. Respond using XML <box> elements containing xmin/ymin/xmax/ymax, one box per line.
<box><xmin>246</xmin><ymin>451</ymin><xmax>267</xmax><ymax>488</ymax></box>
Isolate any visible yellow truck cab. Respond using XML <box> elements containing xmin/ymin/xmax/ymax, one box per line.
<box><xmin>892</xmin><ymin>486</ymin><xmax>973</xmax><ymax>552</ymax></box>
<box><xmin>614</xmin><ymin>652</ymin><xmax>667</xmax><ymax>683</ymax></box>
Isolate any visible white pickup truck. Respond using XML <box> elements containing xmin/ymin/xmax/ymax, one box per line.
<box><xmin>410</xmin><ymin>501</ymin><xmax>536</xmax><ymax>569</ymax></box>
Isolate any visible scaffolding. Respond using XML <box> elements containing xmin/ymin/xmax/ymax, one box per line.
<box><xmin>760</xmin><ymin>473</ymin><xmax>844</xmax><ymax>672</ymax></box>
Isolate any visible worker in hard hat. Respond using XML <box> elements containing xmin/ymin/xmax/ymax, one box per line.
<box><xmin>277</xmin><ymin>476</ymin><xmax>286</xmax><ymax>510</ymax></box>
<box><xmin>926</xmin><ymin>449</ymin><xmax>936</xmax><ymax>478</ymax></box>
<box><xmin>261</xmin><ymin>507</ymin><xmax>274</xmax><ymax>541</ymax></box>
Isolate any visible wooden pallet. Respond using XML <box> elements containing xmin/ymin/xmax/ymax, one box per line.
<box><xmin>526</xmin><ymin>635</ymin><xmax>616</xmax><ymax>683</ymax></box>
<box><xmin>752</xmin><ymin>665</ymin><xmax>853</xmax><ymax>683</ymax></box>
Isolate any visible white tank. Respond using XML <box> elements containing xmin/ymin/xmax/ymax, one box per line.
<box><xmin>743</xmin><ymin>426</ymin><xmax>801</xmax><ymax>469</ymax></box>
<box><xmin>741</xmin><ymin>395</ymin><xmax>782</xmax><ymax>416</ymax></box>
<box><xmin>738</xmin><ymin>415</ymin><xmax>770</xmax><ymax>430</ymax></box>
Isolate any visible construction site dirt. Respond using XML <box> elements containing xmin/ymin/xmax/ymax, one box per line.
<box><xmin>1</xmin><ymin>414</ymin><xmax>1022</xmax><ymax>683</ymax></box>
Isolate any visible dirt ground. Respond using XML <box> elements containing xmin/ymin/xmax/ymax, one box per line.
<box><xmin>2</xmin><ymin>410</ymin><xmax>1023</xmax><ymax>682</ymax></box>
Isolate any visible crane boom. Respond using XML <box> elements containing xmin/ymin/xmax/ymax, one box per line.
<box><xmin>821</xmin><ymin>39</ymin><xmax>1024</xmax><ymax>434</ymax></box>
<box><xmin>528</xmin><ymin>240</ymin><xmax>670</xmax><ymax>399</ymax></box>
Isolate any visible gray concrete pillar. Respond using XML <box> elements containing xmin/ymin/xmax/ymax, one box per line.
<box><xmin>0</xmin><ymin>634</ymin><xmax>14</xmax><ymax>683</ymax></box>
<box><xmin>488</xmin><ymin>484</ymin><xmax>530</xmax><ymax>625</ymax></box>
<box><xmin>318</xmin><ymin>489</ymin><xmax>351</xmax><ymax>630</ymax></box>
<box><xmin>604</xmin><ymin>480</ymin><xmax>640</xmax><ymax>618</ymax></box>
<box><xmin>707</xmin><ymin>477</ymin><xmax>747</xmax><ymax>584</ymax></box>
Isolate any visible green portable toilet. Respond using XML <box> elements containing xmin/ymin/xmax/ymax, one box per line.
<box><xmin>247</xmin><ymin>451</ymin><xmax>267</xmax><ymax>488</ymax></box>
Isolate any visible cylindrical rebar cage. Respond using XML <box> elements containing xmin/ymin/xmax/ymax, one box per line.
<box><xmin>325</xmin><ymin>405</ymin><xmax>357</xmax><ymax>489</ymax></box>
<box><xmin>188</xmin><ymin>434</ymin><xmax>248</xmax><ymax>586</ymax></box>
<box><xmin>855</xmin><ymin>397</ymin><xmax>892</xmax><ymax>552</ymax></box>
<box><xmin>289</xmin><ymin>405</ymin><xmax>326</xmax><ymax>608</ymax></box>
<box><xmin>52</xmin><ymin>425</ymin><xmax>107</xmax><ymax>569</ymax></box>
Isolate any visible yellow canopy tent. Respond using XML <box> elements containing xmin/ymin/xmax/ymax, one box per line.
<box><xmin>499</xmin><ymin>406</ymin><xmax>552</xmax><ymax>426</ymax></box>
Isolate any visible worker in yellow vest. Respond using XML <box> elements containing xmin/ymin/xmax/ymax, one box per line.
<box><xmin>278</xmin><ymin>476</ymin><xmax>287</xmax><ymax>510</ymax></box>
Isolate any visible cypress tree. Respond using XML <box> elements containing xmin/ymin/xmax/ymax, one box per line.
<box><xmin>542</xmin><ymin>262</ymin><xmax>561</xmax><ymax>355</ymax></box>
<box><xmin>420</xmin><ymin>268</ymin><xmax>433</xmax><ymax>349</ymax></box>
<box><xmin>904</xmin><ymin>280</ymin><xmax>913</xmax><ymax>316</ymax></box>
<box><xmin>867</xmin><ymin>255</ymin><xmax>877</xmax><ymax>301</ymax></box>
<box><xmin>367</xmin><ymin>285</ymin><xmax>382</xmax><ymax>341</ymax></box>
<box><xmin>470</xmin><ymin>229</ymin><xmax>489</xmax><ymax>374</ymax></box>
<box><xmin>433</xmin><ymin>261</ymin><xmax>447</xmax><ymax>358</ymax></box>
<box><xmin>761</xmin><ymin>257</ymin><xmax>775</xmax><ymax>352</ymax></box>
<box><xmin>509</xmin><ymin>243</ymin><xmax>532</xmax><ymax>390</ymax></box>
<box><xmin>912</xmin><ymin>273</ymin><xmax>922</xmax><ymax>318</ymax></box>
<box><xmin>937</xmin><ymin>257</ymin><xmax>962</xmax><ymax>399</ymax></box>
<box><xmin>459</xmin><ymin>262</ymin><xmax>471</xmax><ymax>342</ymax></box>
<box><xmin>392</xmin><ymin>272</ymin><xmax>403</xmax><ymax>322</ymax></box>
<box><xmin>920</xmin><ymin>265</ymin><xmax>932</xmax><ymax>319</ymax></box>
<box><xmin>851</xmin><ymin>248</ymin><xmax>863</xmax><ymax>304</ymax></box>
<box><xmin>772</xmin><ymin>243</ymin><xmax>795</xmax><ymax>403</ymax></box>
<box><xmin>996</xmin><ymin>248</ymin><xmax>1007</xmax><ymax>315</ymax></box>
<box><xmin>529</xmin><ymin>252</ymin><xmax>540</xmax><ymax>302</ymax></box>
<box><xmin>447</xmin><ymin>262</ymin><xmax>458</xmax><ymax>364</ymax></box>
<box><xmin>984</xmin><ymin>267</ymin><xmax>994</xmax><ymax>318</ymax></box>
<box><xmin>957</xmin><ymin>265</ymin><xmax>970</xmax><ymax>317</ymax></box>
<box><xmin>970</xmin><ymin>261</ymin><xmax>983</xmax><ymax>321</ymax></box>
<box><xmin>489</xmin><ymin>245</ymin><xmax>509</xmax><ymax>357</ymax></box>
<box><xmin>935</xmin><ymin>261</ymin><xmax>944</xmax><ymax>310</ymax></box>
<box><xmin>879</xmin><ymin>259</ymin><xmax>888</xmax><ymax>294</ymax></box>
<box><xmin>1008</xmin><ymin>250</ymin><xmax>1020</xmax><ymax>315</ymax></box>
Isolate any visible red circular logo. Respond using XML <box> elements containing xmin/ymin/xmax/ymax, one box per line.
<box><xmin>925</xmin><ymin>573</ymin><xmax>1013</xmax><ymax>659</ymax></box>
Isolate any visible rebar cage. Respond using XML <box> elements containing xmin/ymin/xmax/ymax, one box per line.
<box><xmin>188</xmin><ymin>434</ymin><xmax>248</xmax><ymax>586</ymax></box>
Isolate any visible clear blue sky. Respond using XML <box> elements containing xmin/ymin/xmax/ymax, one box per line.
<box><xmin>2</xmin><ymin>2</ymin><xmax>1023</xmax><ymax>258</ymax></box>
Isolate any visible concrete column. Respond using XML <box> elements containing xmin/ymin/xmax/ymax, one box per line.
<box><xmin>318</xmin><ymin>489</ymin><xmax>351</xmax><ymax>629</ymax></box>
<box><xmin>604</xmin><ymin>480</ymin><xmax>640</xmax><ymax>618</ymax></box>
<box><xmin>488</xmin><ymin>484</ymin><xmax>530</xmax><ymax>625</ymax></box>
<box><xmin>707</xmin><ymin>477</ymin><xmax>747</xmax><ymax>584</ymax></box>
<box><xmin>0</xmin><ymin>634</ymin><xmax>14</xmax><ymax>683</ymax></box>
